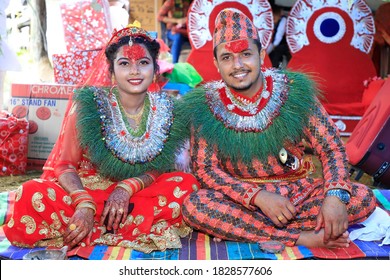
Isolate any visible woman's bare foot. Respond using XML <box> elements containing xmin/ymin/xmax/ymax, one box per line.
<box><xmin>296</xmin><ymin>229</ymin><xmax>350</xmax><ymax>248</ymax></box>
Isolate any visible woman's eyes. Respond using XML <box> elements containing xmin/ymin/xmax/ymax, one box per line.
<box><xmin>139</xmin><ymin>59</ymin><xmax>150</xmax><ymax>65</ymax></box>
<box><xmin>118</xmin><ymin>59</ymin><xmax>150</xmax><ymax>66</ymax></box>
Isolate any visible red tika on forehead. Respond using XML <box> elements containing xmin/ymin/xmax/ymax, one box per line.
<box><xmin>224</xmin><ymin>39</ymin><xmax>249</xmax><ymax>53</ymax></box>
<box><xmin>123</xmin><ymin>45</ymin><xmax>146</xmax><ymax>61</ymax></box>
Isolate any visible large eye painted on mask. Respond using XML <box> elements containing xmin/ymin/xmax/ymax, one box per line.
<box><xmin>313</xmin><ymin>12</ymin><xmax>346</xmax><ymax>44</ymax></box>
<box><xmin>286</xmin><ymin>0</ymin><xmax>375</xmax><ymax>54</ymax></box>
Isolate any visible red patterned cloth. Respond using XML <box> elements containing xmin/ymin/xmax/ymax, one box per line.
<box><xmin>213</xmin><ymin>8</ymin><xmax>259</xmax><ymax>48</ymax></box>
<box><xmin>60</xmin><ymin>0</ymin><xmax>111</xmax><ymax>53</ymax></box>
<box><xmin>52</xmin><ymin>50</ymin><xmax>101</xmax><ymax>85</ymax></box>
<box><xmin>0</xmin><ymin>111</ymin><xmax>29</xmax><ymax>176</ymax></box>
<box><xmin>4</xmin><ymin>172</ymin><xmax>199</xmax><ymax>253</ymax></box>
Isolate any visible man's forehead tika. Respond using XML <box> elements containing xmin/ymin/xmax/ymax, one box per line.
<box><xmin>224</xmin><ymin>39</ymin><xmax>249</xmax><ymax>53</ymax></box>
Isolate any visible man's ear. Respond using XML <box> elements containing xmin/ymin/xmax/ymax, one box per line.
<box><xmin>213</xmin><ymin>57</ymin><xmax>219</xmax><ymax>72</ymax></box>
<box><xmin>260</xmin><ymin>49</ymin><xmax>266</xmax><ymax>65</ymax></box>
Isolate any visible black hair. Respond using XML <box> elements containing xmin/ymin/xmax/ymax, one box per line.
<box><xmin>105</xmin><ymin>36</ymin><xmax>160</xmax><ymax>75</ymax></box>
<box><xmin>213</xmin><ymin>38</ymin><xmax>262</xmax><ymax>60</ymax></box>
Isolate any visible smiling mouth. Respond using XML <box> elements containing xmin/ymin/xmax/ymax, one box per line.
<box><xmin>128</xmin><ymin>79</ymin><xmax>143</xmax><ymax>85</ymax></box>
<box><xmin>232</xmin><ymin>72</ymin><xmax>248</xmax><ymax>79</ymax></box>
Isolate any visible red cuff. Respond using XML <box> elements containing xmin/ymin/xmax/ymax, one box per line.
<box><xmin>324</xmin><ymin>182</ymin><xmax>351</xmax><ymax>194</ymax></box>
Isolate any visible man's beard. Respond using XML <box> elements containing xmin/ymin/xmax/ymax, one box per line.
<box><xmin>229</xmin><ymin>83</ymin><xmax>252</xmax><ymax>92</ymax></box>
<box><xmin>227</xmin><ymin>70</ymin><xmax>262</xmax><ymax>92</ymax></box>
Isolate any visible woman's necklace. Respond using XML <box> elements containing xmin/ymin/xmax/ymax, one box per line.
<box><xmin>124</xmin><ymin>103</ymin><xmax>145</xmax><ymax>128</ymax></box>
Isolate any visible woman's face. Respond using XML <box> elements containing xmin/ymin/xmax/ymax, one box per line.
<box><xmin>113</xmin><ymin>43</ymin><xmax>155</xmax><ymax>95</ymax></box>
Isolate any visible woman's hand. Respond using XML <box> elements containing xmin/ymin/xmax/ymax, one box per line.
<box><xmin>99</xmin><ymin>187</ymin><xmax>131</xmax><ymax>231</ymax></box>
<box><xmin>253</xmin><ymin>190</ymin><xmax>297</xmax><ymax>227</ymax></box>
<box><xmin>63</xmin><ymin>207</ymin><xmax>94</xmax><ymax>248</ymax></box>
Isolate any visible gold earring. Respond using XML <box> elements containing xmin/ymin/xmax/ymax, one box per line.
<box><xmin>109</xmin><ymin>84</ymin><xmax>117</xmax><ymax>94</ymax></box>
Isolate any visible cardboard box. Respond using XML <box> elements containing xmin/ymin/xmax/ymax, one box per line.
<box><xmin>330</xmin><ymin>115</ymin><xmax>362</xmax><ymax>137</ymax></box>
<box><xmin>129</xmin><ymin>0</ymin><xmax>163</xmax><ymax>35</ymax></box>
<box><xmin>9</xmin><ymin>84</ymin><xmax>75</xmax><ymax>169</ymax></box>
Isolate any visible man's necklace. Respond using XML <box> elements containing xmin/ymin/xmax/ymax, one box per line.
<box><xmin>225</xmin><ymin>77</ymin><xmax>269</xmax><ymax>115</ymax></box>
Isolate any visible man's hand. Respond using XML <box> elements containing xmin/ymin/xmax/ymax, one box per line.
<box><xmin>315</xmin><ymin>196</ymin><xmax>349</xmax><ymax>243</ymax></box>
<box><xmin>253</xmin><ymin>190</ymin><xmax>297</xmax><ymax>227</ymax></box>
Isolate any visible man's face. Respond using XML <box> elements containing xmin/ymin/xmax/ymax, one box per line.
<box><xmin>214</xmin><ymin>39</ymin><xmax>265</xmax><ymax>97</ymax></box>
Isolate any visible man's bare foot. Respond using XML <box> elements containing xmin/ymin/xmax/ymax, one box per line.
<box><xmin>296</xmin><ymin>229</ymin><xmax>351</xmax><ymax>248</ymax></box>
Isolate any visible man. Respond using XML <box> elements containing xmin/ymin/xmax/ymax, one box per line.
<box><xmin>179</xmin><ymin>8</ymin><xmax>376</xmax><ymax>251</ymax></box>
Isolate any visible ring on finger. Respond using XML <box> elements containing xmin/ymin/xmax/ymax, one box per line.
<box><xmin>69</xmin><ymin>223</ymin><xmax>77</xmax><ymax>231</ymax></box>
<box><xmin>277</xmin><ymin>215</ymin><xmax>284</xmax><ymax>221</ymax></box>
<box><xmin>118</xmin><ymin>208</ymin><xmax>124</xmax><ymax>214</ymax></box>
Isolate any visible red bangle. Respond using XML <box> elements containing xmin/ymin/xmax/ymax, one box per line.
<box><xmin>69</xmin><ymin>189</ymin><xmax>96</xmax><ymax>209</ymax></box>
<box><xmin>250</xmin><ymin>189</ymin><xmax>262</xmax><ymax>205</ymax></box>
<box><xmin>120</xmin><ymin>178</ymin><xmax>142</xmax><ymax>194</ymax></box>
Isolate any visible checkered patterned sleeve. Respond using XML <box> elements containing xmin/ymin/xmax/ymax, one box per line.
<box><xmin>190</xmin><ymin>132</ymin><xmax>263</xmax><ymax>210</ymax></box>
<box><xmin>304</xmin><ymin>103</ymin><xmax>352</xmax><ymax>193</ymax></box>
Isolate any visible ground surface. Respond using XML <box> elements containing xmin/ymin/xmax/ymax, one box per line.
<box><xmin>0</xmin><ymin>170</ymin><xmax>43</xmax><ymax>193</ymax></box>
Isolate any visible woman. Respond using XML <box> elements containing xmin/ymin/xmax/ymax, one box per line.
<box><xmin>4</xmin><ymin>23</ymin><xmax>199</xmax><ymax>253</ymax></box>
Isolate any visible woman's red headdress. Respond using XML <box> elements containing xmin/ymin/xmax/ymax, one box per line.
<box><xmin>80</xmin><ymin>21</ymin><xmax>155</xmax><ymax>87</ymax></box>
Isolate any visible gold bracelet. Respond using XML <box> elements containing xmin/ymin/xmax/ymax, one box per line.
<box><xmin>116</xmin><ymin>183</ymin><xmax>134</xmax><ymax>196</ymax></box>
<box><xmin>133</xmin><ymin>177</ymin><xmax>145</xmax><ymax>190</ymax></box>
<box><xmin>76</xmin><ymin>202</ymin><xmax>97</xmax><ymax>215</ymax></box>
<box><xmin>69</xmin><ymin>189</ymin><xmax>88</xmax><ymax>196</ymax></box>
<box><xmin>128</xmin><ymin>179</ymin><xmax>141</xmax><ymax>192</ymax></box>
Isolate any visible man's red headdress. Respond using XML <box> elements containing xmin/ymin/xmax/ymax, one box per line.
<box><xmin>213</xmin><ymin>8</ymin><xmax>259</xmax><ymax>52</ymax></box>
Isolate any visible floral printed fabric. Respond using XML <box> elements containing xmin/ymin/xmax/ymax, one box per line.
<box><xmin>52</xmin><ymin>50</ymin><xmax>100</xmax><ymax>85</ymax></box>
<box><xmin>0</xmin><ymin>111</ymin><xmax>28</xmax><ymax>176</ymax></box>
<box><xmin>60</xmin><ymin>0</ymin><xmax>111</xmax><ymax>53</ymax></box>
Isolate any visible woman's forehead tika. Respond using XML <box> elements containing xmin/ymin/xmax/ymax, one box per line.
<box><xmin>120</xmin><ymin>44</ymin><xmax>147</xmax><ymax>61</ymax></box>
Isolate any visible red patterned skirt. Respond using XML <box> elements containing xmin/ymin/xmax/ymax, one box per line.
<box><xmin>4</xmin><ymin>172</ymin><xmax>199</xmax><ymax>253</ymax></box>
<box><xmin>182</xmin><ymin>178</ymin><xmax>376</xmax><ymax>247</ymax></box>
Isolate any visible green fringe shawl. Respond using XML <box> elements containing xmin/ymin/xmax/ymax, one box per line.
<box><xmin>176</xmin><ymin>70</ymin><xmax>320</xmax><ymax>164</ymax></box>
<box><xmin>74</xmin><ymin>87</ymin><xmax>187</xmax><ymax>181</ymax></box>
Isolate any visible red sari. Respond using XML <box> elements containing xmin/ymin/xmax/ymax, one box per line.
<box><xmin>5</xmin><ymin>171</ymin><xmax>198</xmax><ymax>252</ymax></box>
<box><xmin>4</xmin><ymin>94</ymin><xmax>200</xmax><ymax>253</ymax></box>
